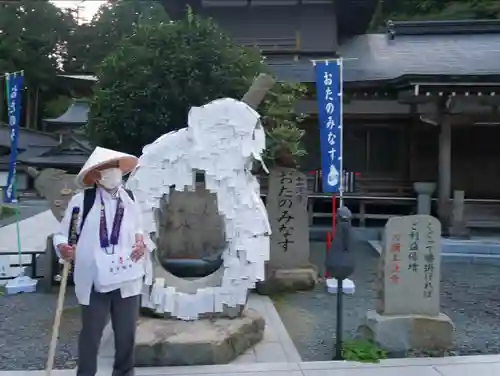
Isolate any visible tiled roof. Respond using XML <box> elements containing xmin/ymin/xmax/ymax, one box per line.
<box><xmin>18</xmin><ymin>154</ymin><xmax>89</xmax><ymax>167</ymax></box>
<box><xmin>43</xmin><ymin>100</ymin><xmax>89</xmax><ymax>126</ymax></box>
<box><xmin>268</xmin><ymin>32</ymin><xmax>500</xmax><ymax>84</ymax></box>
<box><xmin>0</xmin><ymin>126</ymin><xmax>58</xmax><ymax>149</ymax></box>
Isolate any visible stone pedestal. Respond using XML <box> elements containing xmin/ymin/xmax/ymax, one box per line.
<box><xmin>256</xmin><ymin>266</ymin><xmax>317</xmax><ymax>295</ymax></box>
<box><xmin>413</xmin><ymin>182</ymin><xmax>436</xmax><ymax>215</ymax></box>
<box><xmin>134</xmin><ymin>309</ymin><xmax>265</xmax><ymax>366</ymax></box>
<box><xmin>359</xmin><ymin>310</ymin><xmax>454</xmax><ymax>354</ymax></box>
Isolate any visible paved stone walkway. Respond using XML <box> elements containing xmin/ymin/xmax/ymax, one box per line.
<box><xmin>99</xmin><ymin>294</ymin><xmax>301</xmax><ymax>366</ymax></box>
<box><xmin>2</xmin><ymin>355</ymin><xmax>500</xmax><ymax>375</ymax></box>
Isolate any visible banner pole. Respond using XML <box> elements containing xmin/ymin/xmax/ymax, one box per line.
<box><xmin>4</xmin><ymin>71</ymin><xmax>24</xmax><ymax>277</ymax></box>
<box><xmin>338</xmin><ymin>58</ymin><xmax>344</xmax><ymax>207</ymax></box>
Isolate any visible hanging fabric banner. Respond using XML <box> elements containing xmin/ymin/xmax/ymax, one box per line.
<box><xmin>4</xmin><ymin>73</ymin><xmax>24</xmax><ymax>203</ymax></box>
<box><xmin>313</xmin><ymin>59</ymin><xmax>343</xmax><ymax>194</ymax></box>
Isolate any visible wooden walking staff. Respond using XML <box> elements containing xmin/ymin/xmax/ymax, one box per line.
<box><xmin>46</xmin><ymin>207</ymin><xmax>79</xmax><ymax>376</ymax></box>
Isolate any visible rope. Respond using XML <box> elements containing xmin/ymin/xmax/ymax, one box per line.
<box><xmin>3</xmin><ymin>70</ymin><xmax>24</xmax><ymax>77</ymax></box>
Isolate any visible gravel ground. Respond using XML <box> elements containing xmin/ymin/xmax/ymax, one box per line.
<box><xmin>1</xmin><ymin>199</ymin><xmax>78</xmax><ymax>370</ymax></box>
<box><xmin>0</xmin><ymin>286</ymin><xmax>81</xmax><ymax>370</ymax></box>
<box><xmin>2</xmin><ymin>237</ymin><xmax>500</xmax><ymax>369</ymax></box>
<box><xmin>274</xmin><ymin>240</ymin><xmax>500</xmax><ymax>361</ymax></box>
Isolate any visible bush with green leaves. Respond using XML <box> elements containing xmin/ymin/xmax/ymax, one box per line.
<box><xmin>342</xmin><ymin>340</ymin><xmax>387</xmax><ymax>363</ymax></box>
<box><xmin>88</xmin><ymin>10</ymin><xmax>306</xmax><ymax>166</ymax></box>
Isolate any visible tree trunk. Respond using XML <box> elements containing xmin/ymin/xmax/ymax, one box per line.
<box><xmin>241</xmin><ymin>74</ymin><xmax>275</xmax><ymax>111</ymax></box>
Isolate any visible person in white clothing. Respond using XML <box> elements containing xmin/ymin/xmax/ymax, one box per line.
<box><xmin>53</xmin><ymin>147</ymin><xmax>146</xmax><ymax>376</ymax></box>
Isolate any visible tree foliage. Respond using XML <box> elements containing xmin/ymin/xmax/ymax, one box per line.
<box><xmin>63</xmin><ymin>0</ymin><xmax>169</xmax><ymax>73</ymax></box>
<box><xmin>87</xmin><ymin>11</ymin><xmax>305</xmax><ymax>165</ymax></box>
<box><xmin>0</xmin><ymin>0</ymin><xmax>75</xmax><ymax>121</ymax></box>
<box><xmin>372</xmin><ymin>0</ymin><xmax>500</xmax><ymax>30</ymax></box>
<box><xmin>0</xmin><ymin>0</ymin><xmax>73</xmax><ymax>86</ymax></box>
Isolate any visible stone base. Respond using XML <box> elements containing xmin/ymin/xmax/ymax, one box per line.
<box><xmin>135</xmin><ymin>308</ymin><xmax>265</xmax><ymax>366</ymax></box>
<box><xmin>256</xmin><ymin>266</ymin><xmax>317</xmax><ymax>295</ymax></box>
<box><xmin>140</xmin><ymin>301</ymin><xmax>245</xmax><ymax>319</ymax></box>
<box><xmin>357</xmin><ymin>310</ymin><xmax>454</xmax><ymax>354</ymax></box>
<box><xmin>449</xmin><ymin>222</ymin><xmax>470</xmax><ymax>239</ymax></box>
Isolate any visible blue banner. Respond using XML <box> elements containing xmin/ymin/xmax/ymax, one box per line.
<box><xmin>314</xmin><ymin>60</ymin><xmax>342</xmax><ymax>193</ymax></box>
<box><xmin>4</xmin><ymin>73</ymin><xmax>24</xmax><ymax>203</ymax></box>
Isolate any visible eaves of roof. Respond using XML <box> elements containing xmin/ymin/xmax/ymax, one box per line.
<box><xmin>268</xmin><ymin>32</ymin><xmax>500</xmax><ymax>86</ymax></box>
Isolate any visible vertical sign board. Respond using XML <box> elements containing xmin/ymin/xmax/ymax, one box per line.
<box><xmin>4</xmin><ymin>73</ymin><xmax>24</xmax><ymax>203</ymax></box>
<box><xmin>313</xmin><ymin>60</ymin><xmax>342</xmax><ymax>194</ymax></box>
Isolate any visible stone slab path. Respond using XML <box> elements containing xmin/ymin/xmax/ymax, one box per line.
<box><xmin>99</xmin><ymin>294</ymin><xmax>302</xmax><ymax>367</ymax></box>
<box><xmin>2</xmin><ymin>354</ymin><xmax>500</xmax><ymax>376</ymax></box>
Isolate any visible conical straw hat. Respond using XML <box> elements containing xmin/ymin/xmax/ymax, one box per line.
<box><xmin>76</xmin><ymin>146</ymin><xmax>138</xmax><ymax>187</ymax></box>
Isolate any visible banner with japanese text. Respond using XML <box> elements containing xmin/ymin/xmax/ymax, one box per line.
<box><xmin>313</xmin><ymin>60</ymin><xmax>342</xmax><ymax>193</ymax></box>
<box><xmin>4</xmin><ymin>73</ymin><xmax>24</xmax><ymax>203</ymax></box>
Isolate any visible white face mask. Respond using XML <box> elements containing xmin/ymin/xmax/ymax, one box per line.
<box><xmin>98</xmin><ymin>168</ymin><xmax>123</xmax><ymax>190</ymax></box>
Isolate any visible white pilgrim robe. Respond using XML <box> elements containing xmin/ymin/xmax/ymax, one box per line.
<box><xmin>53</xmin><ymin>187</ymin><xmax>152</xmax><ymax>305</ymax></box>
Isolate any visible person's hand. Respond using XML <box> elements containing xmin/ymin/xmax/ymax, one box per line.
<box><xmin>131</xmin><ymin>235</ymin><xmax>146</xmax><ymax>262</ymax></box>
<box><xmin>57</xmin><ymin>243</ymin><xmax>74</xmax><ymax>262</ymax></box>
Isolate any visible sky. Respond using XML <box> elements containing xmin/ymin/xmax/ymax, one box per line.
<box><xmin>51</xmin><ymin>0</ymin><xmax>106</xmax><ymax>23</ymax></box>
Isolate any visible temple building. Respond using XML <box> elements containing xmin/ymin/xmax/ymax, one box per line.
<box><xmin>162</xmin><ymin>1</ymin><xmax>500</xmax><ymax>234</ymax></box>
<box><xmin>0</xmin><ymin>77</ymin><xmax>93</xmax><ymax>193</ymax></box>
<box><xmin>6</xmin><ymin>0</ymin><xmax>500</xmax><ymax>235</ymax></box>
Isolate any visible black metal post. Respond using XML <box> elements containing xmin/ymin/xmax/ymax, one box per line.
<box><xmin>325</xmin><ymin>206</ymin><xmax>354</xmax><ymax>361</ymax></box>
<box><xmin>334</xmin><ymin>278</ymin><xmax>344</xmax><ymax>360</ymax></box>
<box><xmin>31</xmin><ymin>253</ymin><xmax>37</xmax><ymax>279</ymax></box>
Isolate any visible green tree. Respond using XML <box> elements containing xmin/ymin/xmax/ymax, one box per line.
<box><xmin>371</xmin><ymin>0</ymin><xmax>500</xmax><ymax>30</ymax></box>
<box><xmin>0</xmin><ymin>0</ymin><xmax>75</xmax><ymax>125</ymax></box>
<box><xmin>64</xmin><ymin>0</ymin><xmax>169</xmax><ymax>73</ymax></box>
<box><xmin>0</xmin><ymin>0</ymin><xmax>73</xmax><ymax>85</ymax></box>
<box><xmin>87</xmin><ymin>12</ymin><xmax>305</xmax><ymax>166</ymax></box>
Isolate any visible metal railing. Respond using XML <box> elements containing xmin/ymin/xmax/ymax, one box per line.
<box><xmin>0</xmin><ymin>250</ymin><xmax>45</xmax><ymax>280</ymax></box>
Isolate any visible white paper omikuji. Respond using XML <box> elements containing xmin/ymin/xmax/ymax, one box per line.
<box><xmin>128</xmin><ymin>98</ymin><xmax>271</xmax><ymax>320</ymax></box>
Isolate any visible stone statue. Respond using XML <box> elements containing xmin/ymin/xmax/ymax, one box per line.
<box><xmin>127</xmin><ymin>74</ymin><xmax>275</xmax><ymax>320</ymax></box>
<box><xmin>26</xmin><ymin>167</ymin><xmax>82</xmax><ymax>288</ymax></box>
<box><xmin>26</xmin><ymin>167</ymin><xmax>81</xmax><ymax>221</ymax></box>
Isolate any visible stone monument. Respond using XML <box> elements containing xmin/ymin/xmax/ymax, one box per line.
<box><xmin>27</xmin><ymin>167</ymin><xmax>81</xmax><ymax>221</ymax></box>
<box><xmin>358</xmin><ymin>215</ymin><xmax>454</xmax><ymax>354</ymax></box>
<box><xmin>26</xmin><ymin>167</ymin><xmax>81</xmax><ymax>290</ymax></box>
<box><xmin>124</xmin><ymin>74</ymin><xmax>276</xmax><ymax>365</ymax></box>
<box><xmin>30</xmin><ymin>75</ymin><xmax>277</xmax><ymax>365</ymax></box>
<box><xmin>256</xmin><ymin>167</ymin><xmax>317</xmax><ymax>295</ymax></box>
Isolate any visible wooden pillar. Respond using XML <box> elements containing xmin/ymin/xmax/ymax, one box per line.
<box><xmin>33</xmin><ymin>87</ymin><xmax>39</xmax><ymax>130</ymax></box>
<box><xmin>408</xmin><ymin>104</ymin><xmax>418</xmax><ymax>181</ymax></box>
<box><xmin>438</xmin><ymin>115</ymin><xmax>452</xmax><ymax>229</ymax></box>
<box><xmin>25</xmin><ymin>87</ymin><xmax>32</xmax><ymax>129</ymax></box>
<box><xmin>0</xmin><ymin>78</ymin><xmax>4</xmax><ymax>123</ymax></box>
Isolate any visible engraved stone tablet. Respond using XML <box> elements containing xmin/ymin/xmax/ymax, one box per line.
<box><xmin>155</xmin><ymin>184</ymin><xmax>226</xmax><ymax>277</ymax></box>
<box><xmin>377</xmin><ymin>215</ymin><xmax>441</xmax><ymax>316</ymax></box>
<box><xmin>266</xmin><ymin>167</ymin><xmax>310</xmax><ymax>269</ymax></box>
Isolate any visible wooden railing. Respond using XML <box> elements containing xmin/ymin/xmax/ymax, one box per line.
<box><xmin>234</xmin><ymin>37</ymin><xmax>298</xmax><ymax>52</ymax></box>
<box><xmin>351</xmin><ymin>176</ymin><xmax>414</xmax><ymax>197</ymax></box>
<box><xmin>464</xmin><ymin>201</ymin><xmax>500</xmax><ymax>229</ymax></box>
<box><xmin>258</xmin><ymin>172</ymin><xmax>417</xmax><ymax>227</ymax></box>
